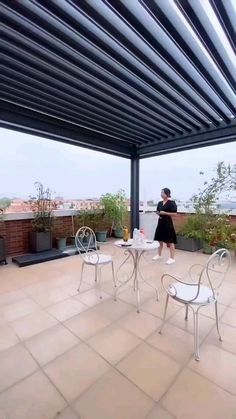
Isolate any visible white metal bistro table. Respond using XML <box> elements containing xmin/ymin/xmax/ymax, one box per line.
<box><xmin>114</xmin><ymin>239</ymin><xmax>160</xmax><ymax>313</ymax></box>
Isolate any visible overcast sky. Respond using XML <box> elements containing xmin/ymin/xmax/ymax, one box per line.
<box><xmin>1</xmin><ymin>127</ymin><xmax>236</xmax><ymax>202</ymax></box>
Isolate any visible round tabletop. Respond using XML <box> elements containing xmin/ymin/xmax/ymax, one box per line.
<box><xmin>114</xmin><ymin>239</ymin><xmax>159</xmax><ymax>251</ymax></box>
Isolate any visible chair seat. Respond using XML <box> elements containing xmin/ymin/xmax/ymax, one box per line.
<box><xmin>169</xmin><ymin>282</ymin><xmax>215</xmax><ymax>304</ymax></box>
<box><xmin>84</xmin><ymin>253</ymin><xmax>112</xmax><ymax>265</ymax></box>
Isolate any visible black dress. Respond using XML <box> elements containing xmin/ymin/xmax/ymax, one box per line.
<box><xmin>154</xmin><ymin>200</ymin><xmax>177</xmax><ymax>244</ymax></box>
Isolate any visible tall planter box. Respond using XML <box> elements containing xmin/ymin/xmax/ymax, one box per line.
<box><xmin>29</xmin><ymin>232</ymin><xmax>52</xmax><ymax>253</ymax></box>
<box><xmin>0</xmin><ymin>236</ymin><xmax>7</xmax><ymax>264</ymax></box>
<box><xmin>176</xmin><ymin>235</ymin><xmax>202</xmax><ymax>252</ymax></box>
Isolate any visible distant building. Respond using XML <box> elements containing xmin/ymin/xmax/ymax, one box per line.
<box><xmin>5</xmin><ymin>200</ymin><xmax>31</xmax><ymax>213</ymax></box>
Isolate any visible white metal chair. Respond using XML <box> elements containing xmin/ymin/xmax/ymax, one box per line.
<box><xmin>75</xmin><ymin>226</ymin><xmax>116</xmax><ymax>297</ymax></box>
<box><xmin>159</xmin><ymin>248</ymin><xmax>231</xmax><ymax>361</ymax></box>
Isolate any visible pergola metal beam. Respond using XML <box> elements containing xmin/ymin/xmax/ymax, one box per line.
<box><xmin>0</xmin><ymin>101</ymin><xmax>134</xmax><ymax>159</ymax></box>
<box><xmin>138</xmin><ymin>120</ymin><xmax>236</xmax><ymax>158</ymax></box>
<box><xmin>0</xmin><ymin>0</ymin><xmax>235</xmax><ymax>159</ymax></box>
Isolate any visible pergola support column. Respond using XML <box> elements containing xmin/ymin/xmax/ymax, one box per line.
<box><xmin>130</xmin><ymin>156</ymin><xmax>140</xmax><ymax>235</ymax></box>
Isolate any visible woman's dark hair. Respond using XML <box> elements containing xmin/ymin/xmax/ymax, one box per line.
<box><xmin>162</xmin><ymin>188</ymin><xmax>171</xmax><ymax>197</ymax></box>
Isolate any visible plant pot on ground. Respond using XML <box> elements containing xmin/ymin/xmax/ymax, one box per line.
<box><xmin>176</xmin><ymin>214</ymin><xmax>204</xmax><ymax>252</ymax></box>
<box><xmin>95</xmin><ymin>231</ymin><xmax>107</xmax><ymax>242</ymax></box>
<box><xmin>176</xmin><ymin>235</ymin><xmax>202</xmax><ymax>252</ymax></box>
<box><xmin>76</xmin><ymin>209</ymin><xmax>108</xmax><ymax>242</ymax></box>
<box><xmin>29</xmin><ymin>231</ymin><xmax>52</xmax><ymax>253</ymax></box>
<box><xmin>100</xmin><ymin>190</ymin><xmax>128</xmax><ymax>237</ymax></box>
<box><xmin>114</xmin><ymin>228</ymin><xmax>123</xmax><ymax>239</ymax></box>
<box><xmin>67</xmin><ymin>235</ymin><xmax>75</xmax><ymax>246</ymax></box>
<box><xmin>93</xmin><ymin>211</ymin><xmax>108</xmax><ymax>242</ymax></box>
<box><xmin>28</xmin><ymin>182</ymin><xmax>56</xmax><ymax>253</ymax></box>
<box><xmin>55</xmin><ymin>237</ymin><xmax>67</xmax><ymax>250</ymax></box>
<box><xmin>54</xmin><ymin>229</ymin><xmax>70</xmax><ymax>250</ymax></box>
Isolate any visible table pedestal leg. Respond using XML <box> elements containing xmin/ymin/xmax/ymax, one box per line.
<box><xmin>134</xmin><ymin>250</ymin><xmax>141</xmax><ymax>313</ymax></box>
<box><xmin>138</xmin><ymin>252</ymin><xmax>159</xmax><ymax>301</ymax></box>
<box><xmin>115</xmin><ymin>250</ymin><xmax>135</xmax><ymax>301</ymax></box>
<box><xmin>115</xmin><ymin>247</ymin><xmax>159</xmax><ymax>313</ymax></box>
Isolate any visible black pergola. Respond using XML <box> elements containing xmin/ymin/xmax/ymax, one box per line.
<box><xmin>0</xmin><ymin>0</ymin><xmax>236</xmax><ymax>231</ymax></box>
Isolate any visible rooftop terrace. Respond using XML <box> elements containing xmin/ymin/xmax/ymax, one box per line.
<box><xmin>0</xmin><ymin>245</ymin><xmax>236</xmax><ymax>419</ymax></box>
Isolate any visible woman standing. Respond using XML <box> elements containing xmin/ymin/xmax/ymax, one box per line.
<box><xmin>153</xmin><ymin>188</ymin><xmax>177</xmax><ymax>265</ymax></box>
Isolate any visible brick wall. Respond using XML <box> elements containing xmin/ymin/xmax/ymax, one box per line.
<box><xmin>0</xmin><ymin>216</ymin><xmax>74</xmax><ymax>256</ymax></box>
<box><xmin>173</xmin><ymin>212</ymin><xmax>236</xmax><ymax>231</ymax></box>
<box><xmin>173</xmin><ymin>212</ymin><xmax>190</xmax><ymax>231</ymax></box>
<box><xmin>0</xmin><ymin>212</ymin><xmax>235</xmax><ymax>257</ymax></box>
<box><xmin>0</xmin><ymin>213</ymin><xmax>131</xmax><ymax>257</ymax></box>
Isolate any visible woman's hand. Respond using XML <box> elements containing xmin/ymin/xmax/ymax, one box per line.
<box><xmin>159</xmin><ymin>210</ymin><xmax>166</xmax><ymax>215</ymax></box>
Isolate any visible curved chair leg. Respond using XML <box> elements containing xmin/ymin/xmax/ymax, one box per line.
<box><xmin>78</xmin><ymin>262</ymin><xmax>85</xmax><ymax>292</ymax></box>
<box><xmin>185</xmin><ymin>305</ymin><xmax>189</xmax><ymax>321</ymax></box>
<box><xmin>159</xmin><ymin>294</ymin><xmax>169</xmax><ymax>334</ymax></box>
<box><xmin>215</xmin><ymin>301</ymin><xmax>222</xmax><ymax>341</ymax></box>
<box><xmin>136</xmin><ymin>275</ymin><xmax>141</xmax><ymax>314</ymax></box>
<box><xmin>98</xmin><ymin>266</ymin><xmax>103</xmax><ymax>299</ymax></box>
<box><xmin>95</xmin><ymin>265</ymin><xmax>98</xmax><ymax>283</ymax></box>
<box><xmin>111</xmin><ymin>261</ymin><xmax>116</xmax><ymax>288</ymax></box>
<box><xmin>193</xmin><ymin>309</ymin><xmax>200</xmax><ymax>361</ymax></box>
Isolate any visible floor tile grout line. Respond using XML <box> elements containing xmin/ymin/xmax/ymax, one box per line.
<box><xmin>45</xmin><ymin>359</ymin><xmax>112</xmax><ymax>409</ymax></box>
<box><xmin>24</xmin><ymin>328</ymin><xmax>81</xmax><ymax>368</ymax></box>
<box><xmin>44</xmin><ymin>298</ymin><xmax>92</xmax><ymax>323</ymax></box>
<box><xmin>7</xmin><ymin>313</ymin><xmax>59</xmax><ymax>342</ymax></box>
<box><xmin>156</xmin><ymin>302</ymin><xmax>236</xmax><ymax>407</ymax></box>
<box><xmin>147</xmin><ymin>291</ymin><xmax>229</xmax><ymax>406</ymax></box>
<box><xmin>68</xmin><ymin>356</ymin><xmax>156</xmax><ymax>410</ymax></box>
<box><xmin>3</xmin><ymin>289</ymin><xmax>236</xmax><ymax>405</ymax></box>
<box><xmin>187</xmin><ymin>363</ymin><xmax>236</xmax><ymax>398</ymax></box>
<box><xmin>0</xmin><ymin>292</ymin><xmax>29</xmax><ymax>308</ymax></box>
<box><xmin>21</xmin><ymin>338</ymin><xmax>72</xmax><ymax>410</ymax></box>
<box><xmin>1</xmin><ymin>255</ymin><xmax>236</xmax><ymax>417</ymax></box>
<box><xmin>144</xmin><ymin>402</ymin><xmax>178</xmax><ymax>419</ymax></box>
<box><xmin>0</xmin><ymin>339</ymin><xmax>70</xmax><ymax>411</ymax></box>
<box><xmin>1</xmin><ymin>278</ymin><xmax>234</xmax><ymax>336</ymax></box>
<box><xmin>5</xmin><ymin>294</ymin><xmax>117</xmax><ymax>339</ymax></box>
<box><xmin>1</xmin><ymin>284</ymin><xmax>229</xmax><ymax>353</ymax></box>
<box><xmin>65</xmin><ymin>325</ymin><xmax>186</xmax><ymax>407</ymax></box>
<box><xmin>39</xmin><ymin>320</ymin><xmax>158</xmax><ymax>408</ymax></box>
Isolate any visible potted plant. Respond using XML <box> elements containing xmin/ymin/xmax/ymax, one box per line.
<box><xmin>100</xmin><ymin>190</ymin><xmax>128</xmax><ymax>238</ymax></box>
<box><xmin>55</xmin><ymin>236</ymin><xmax>67</xmax><ymax>250</ymax></box>
<box><xmin>0</xmin><ymin>208</ymin><xmax>7</xmax><ymax>264</ymax></box>
<box><xmin>176</xmin><ymin>214</ymin><xmax>204</xmax><ymax>252</ymax></box>
<box><xmin>209</xmin><ymin>214</ymin><xmax>232</xmax><ymax>252</ymax></box>
<box><xmin>202</xmin><ymin>220</ymin><xmax>215</xmax><ymax>254</ymax></box>
<box><xmin>229</xmin><ymin>225</ymin><xmax>236</xmax><ymax>258</ymax></box>
<box><xmin>28</xmin><ymin>182</ymin><xmax>56</xmax><ymax>253</ymax></box>
<box><xmin>94</xmin><ymin>211</ymin><xmax>107</xmax><ymax>242</ymax></box>
<box><xmin>54</xmin><ymin>231</ymin><xmax>69</xmax><ymax>250</ymax></box>
<box><xmin>76</xmin><ymin>209</ymin><xmax>108</xmax><ymax>242</ymax></box>
<box><xmin>186</xmin><ymin>162</ymin><xmax>236</xmax><ymax>254</ymax></box>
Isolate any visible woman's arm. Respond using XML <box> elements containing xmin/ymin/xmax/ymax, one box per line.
<box><xmin>160</xmin><ymin>201</ymin><xmax>177</xmax><ymax>217</ymax></box>
<box><xmin>159</xmin><ymin>210</ymin><xmax>177</xmax><ymax>217</ymax></box>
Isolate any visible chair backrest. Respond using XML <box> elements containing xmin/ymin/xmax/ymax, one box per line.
<box><xmin>75</xmin><ymin>226</ymin><xmax>99</xmax><ymax>263</ymax></box>
<box><xmin>205</xmin><ymin>248</ymin><xmax>231</xmax><ymax>297</ymax></box>
<box><xmin>166</xmin><ymin>248</ymin><xmax>231</xmax><ymax>304</ymax></box>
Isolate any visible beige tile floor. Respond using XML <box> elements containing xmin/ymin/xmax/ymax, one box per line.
<box><xmin>0</xmin><ymin>246</ymin><xmax>236</xmax><ymax>419</ymax></box>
